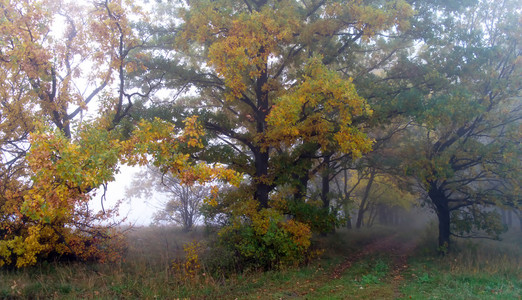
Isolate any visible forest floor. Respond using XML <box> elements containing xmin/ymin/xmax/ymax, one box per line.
<box><xmin>227</xmin><ymin>231</ymin><xmax>421</xmax><ymax>299</ymax></box>
<box><xmin>1</xmin><ymin>226</ymin><xmax>521</xmax><ymax>299</ymax></box>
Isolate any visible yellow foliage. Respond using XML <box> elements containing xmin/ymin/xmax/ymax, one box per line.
<box><xmin>281</xmin><ymin>219</ymin><xmax>312</xmax><ymax>249</ymax></box>
<box><xmin>0</xmin><ymin>0</ymin><xmax>141</xmax><ymax>267</ymax></box>
<box><xmin>172</xmin><ymin>240</ymin><xmax>203</xmax><ymax>280</ymax></box>
<box><xmin>179</xmin><ymin>1</ymin><xmax>301</xmax><ymax>100</ymax></box>
<box><xmin>266</xmin><ymin>57</ymin><xmax>374</xmax><ymax>157</ymax></box>
<box><xmin>122</xmin><ymin>116</ymin><xmax>242</xmax><ymax>188</ymax></box>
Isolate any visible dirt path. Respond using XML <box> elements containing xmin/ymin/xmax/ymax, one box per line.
<box><xmin>387</xmin><ymin>238</ymin><xmax>418</xmax><ymax>298</ymax></box>
<box><xmin>330</xmin><ymin>233</ymin><xmax>419</xmax><ymax>298</ymax></box>
<box><xmin>246</xmin><ymin>233</ymin><xmax>420</xmax><ymax>299</ymax></box>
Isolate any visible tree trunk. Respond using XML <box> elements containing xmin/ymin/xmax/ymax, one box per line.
<box><xmin>346</xmin><ymin>214</ymin><xmax>352</xmax><ymax>229</ymax></box>
<box><xmin>437</xmin><ymin>207</ymin><xmax>451</xmax><ymax>253</ymax></box>
<box><xmin>356</xmin><ymin>170</ymin><xmax>375</xmax><ymax>229</ymax></box>
<box><xmin>428</xmin><ymin>181</ymin><xmax>451</xmax><ymax>254</ymax></box>
<box><xmin>253</xmin><ymin>53</ymin><xmax>271</xmax><ymax>209</ymax></box>
<box><xmin>355</xmin><ymin>206</ymin><xmax>365</xmax><ymax>229</ymax></box>
<box><xmin>321</xmin><ymin>154</ymin><xmax>331</xmax><ymax>209</ymax></box>
<box><xmin>516</xmin><ymin>210</ymin><xmax>522</xmax><ymax>231</ymax></box>
<box><xmin>293</xmin><ymin>172</ymin><xmax>309</xmax><ymax>201</ymax></box>
<box><xmin>254</xmin><ymin>148</ymin><xmax>270</xmax><ymax>208</ymax></box>
<box><xmin>291</xmin><ymin>146</ymin><xmax>319</xmax><ymax>201</ymax></box>
<box><xmin>368</xmin><ymin>205</ymin><xmax>377</xmax><ymax>227</ymax></box>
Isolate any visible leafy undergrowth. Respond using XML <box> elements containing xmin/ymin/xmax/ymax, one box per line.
<box><xmin>0</xmin><ymin>226</ymin><xmax>520</xmax><ymax>299</ymax></box>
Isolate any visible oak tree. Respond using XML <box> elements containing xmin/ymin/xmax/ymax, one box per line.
<box><xmin>142</xmin><ymin>0</ymin><xmax>413</xmax><ymax>213</ymax></box>
<box><xmin>395</xmin><ymin>0</ymin><xmax>521</xmax><ymax>251</ymax></box>
<box><xmin>0</xmin><ymin>0</ymin><xmax>153</xmax><ymax>267</ymax></box>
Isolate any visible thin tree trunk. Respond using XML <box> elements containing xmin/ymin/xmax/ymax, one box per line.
<box><xmin>516</xmin><ymin>210</ymin><xmax>522</xmax><ymax>231</ymax></box>
<box><xmin>356</xmin><ymin>170</ymin><xmax>375</xmax><ymax>229</ymax></box>
<box><xmin>321</xmin><ymin>154</ymin><xmax>331</xmax><ymax>209</ymax></box>
<box><xmin>343</xmin><ymin>169</ymin><xmax>352</xmax><ymax>229</ymax></box>
<box><xmin>368</xmin><ymin>205</ymin><xmax>377</xmax><ymax>227</ymax></box>
<box><xmin>346</xmin><ymin>214</ymin><xmax>352</xmax><ymax>229</ymax></box>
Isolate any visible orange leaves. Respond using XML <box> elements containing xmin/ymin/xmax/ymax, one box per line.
<box><xmin>282</xmin><ymin>219</ymin><xmax>312</xmax><ymax>249</ymax></box>
<box><xmin>0</xmin><ymin>0</ymin><xmax>54</xmax><ymax>97</ymax></box>
<box><xmin>182</xmin><ymin>116</ymin><xmax>205</xmax><ymax>148</ymax></box>
<box><xmin>0</xmin><ymin>122</ymin><xmax>125</xmax><ymax>267</ymax></box>
<box><xmin>16</xmin><ymin>124</ymin><xmax>117</xmax><ymax>233</ymax></box>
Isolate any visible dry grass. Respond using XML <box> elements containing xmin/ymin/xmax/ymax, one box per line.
<box><xmin>0</xmin><ymin>225</ymin><xmax>520</xmax><ymax>299</ymax></box>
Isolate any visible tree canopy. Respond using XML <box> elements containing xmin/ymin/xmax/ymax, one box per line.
<box><xmin>397</xmin><ymin>0</ymin><xmax>521</xmax><ymax>250</ymax></box>
<box><xmin>0</xmin><ymin>0</ymin><xmax>520</xmax><ymax>267</ymax></box>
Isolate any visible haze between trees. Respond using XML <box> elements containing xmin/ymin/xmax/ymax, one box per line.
<box><xmin>0</xmin><ymin>0</ymin><xmax>520</xmax><ymax>268</ymax></box>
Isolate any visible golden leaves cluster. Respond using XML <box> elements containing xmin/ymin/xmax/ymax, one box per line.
<box><xmin>123</xmin><ymin>116</ymin><xmax>241</xmax><ymax>187</ymax></box>
<box><xmin>179</xmin><ymin>0</ymin><xmax>300</xmax><ymax>100</ymax></box>
<box><xmin>172</xmin><ymin>240</ymin><xmax>203</xmax><ymax>281</ymax></box>
<box><xmin>0</xmin><ymin>0</ymin><xmax>186</xmax><ymax>267</ymax></box>
<box><xmin>266</xmin><ymin>57</ymin><xmax>373</xmax><ymax>157</ymax></box>
<box><xmin>0</xmin><ymin>123</ymin><xmax>123</xmax><ymax>267</ymax></box>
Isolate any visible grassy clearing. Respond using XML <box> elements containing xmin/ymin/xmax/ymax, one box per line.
<box><xmin>399</xmin><ymin>230</ymin><xmax>522</xmax><ymax>300</ymax></box>
<box><xmin>0</xmin><ymin>226</ymin><xmax>520</xmax><ymax>299</ymax></box>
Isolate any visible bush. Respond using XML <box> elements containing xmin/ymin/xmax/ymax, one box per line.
<box><xmin>286</xmin><ymin>199</ymin><xmax>340</xmax><ymax>234</ymax></box>
<box><xmin>217</xmin><ymin>200</ymin><xmax>313</xmax><ymax>270</ymax></box>
<box><xmin>201</xmin><ymin>244</ymin><xmax>240</xmax><ymax>276</ymax></box>
<box><xmin>172</xmin><ymin>240</ymin><xmax>203</xmax><ymax>281</ymax></box>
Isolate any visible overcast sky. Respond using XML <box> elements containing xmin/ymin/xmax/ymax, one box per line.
<box><xmin>88</xmin><ymin>165</ymin><xmax>159</xmax><ymax>226</ymax></box>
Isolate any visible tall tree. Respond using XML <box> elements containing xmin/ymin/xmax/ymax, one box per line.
<box><xmin>140</xmin><ymin>0</ymin><xmax>413</xmax><ymax>211</ymax></box>
<box><xmin>0</xmin><ymin>0</ymin><xmax>153</xmax><ymax>267</ymax></box>
<box><xmin>396</xmin><ymin>0</ymin><xmax>521</xmax><ymax>251</ymax></box>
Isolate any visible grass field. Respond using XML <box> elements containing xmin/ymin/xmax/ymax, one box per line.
<box><xmin>1</xmin><ymin>225</ymin><xmax>520</xmax><ymax>299</ymax></box>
